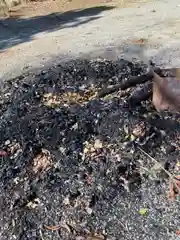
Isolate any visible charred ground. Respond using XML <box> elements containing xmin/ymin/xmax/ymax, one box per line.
<box><xmin>0</xmin><ymin>59</ymin><xmax>179</xmax><ymax>240</ymax></box>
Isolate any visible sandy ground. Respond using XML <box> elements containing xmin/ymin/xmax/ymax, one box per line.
<box><xmin>1</xmin><ymin>0</ymin><xmax>180</xmax><ymax>82</ymax></box>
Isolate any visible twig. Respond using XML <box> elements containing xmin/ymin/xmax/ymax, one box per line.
<box><xmin>138</xmin><ymin>146</ymin><xmax>180</xmax><ymax>197</ymax></box>
<box><xmin>96</xmin><ymin>73</ymin><xmax>153</xmax><ymax>98</ymax></box>
<box><xmin>39</xmin><ymin>229</ymin><xmax>45</xmax><ymax>240</ymax></box>
<box><xmin>44</xmin><ymin>225</ymin><xmax>61</xmax><ymax>231</ymax></box>
<box><xmin>44</xmin><ymin>222</ymin><xmax>71</xmax><ymax>233</ymax></box>
<box><xmin>138</xmin><ymin>146</ymin><xmax>174</xmax><ymax>179</ymax></box>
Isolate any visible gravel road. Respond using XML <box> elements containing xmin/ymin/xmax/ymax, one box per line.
<box><xmin>1</xmin><ymin>0</ymin><xmax>180</xmax><ymax>81</ymax></box>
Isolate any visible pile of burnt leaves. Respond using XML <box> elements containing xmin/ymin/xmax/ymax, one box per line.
<box><xmin>0</xmin><ymin>58</ymin><xmax>179</xmax><ymax>240</ymax></box>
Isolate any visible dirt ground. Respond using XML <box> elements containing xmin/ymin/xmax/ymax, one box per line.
<box><xmin>1</xmin><ymin>0</ymin><xmax>180</xmax><ymax>83</ymax></box>
<box><xmin>6</xmin><ymin>0</ymin><xmax>149</xmax><ymax>18</ymax></box>
<box><xmin>0</xmin><ymin>58</ymin><xmax>179</xmax><ymax>240</ymax></box>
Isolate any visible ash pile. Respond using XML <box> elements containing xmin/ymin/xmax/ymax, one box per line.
<box><xmin>0</xmin><ymin>59</ymin><xmax>179</xmax><ymax>240</ymax></box>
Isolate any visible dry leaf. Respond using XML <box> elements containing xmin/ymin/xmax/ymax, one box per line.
<box><xmin>43</xmin><ymin>89</ymin><xmax>96</xmax><ymax>107</ymax></box>
<box><xmin>94</xmin><ymin>139</ymin><xmax>103</xmax><ymax>149</ymax></box>
<box><xmin>44</xmin><ymin>223</ymin><xmax>71</xmax><ymax>232</ymax></box>
<box><xmin>168</xmin><ymin>175</ymin><xmax>180</xmax><ymax>200</ymax></box>
<box><xmin>76</xmin><ymin>234</ymin><xmax>105</xmax><ymax>240</ymax></box>
<box><xmin>31</xmin><ymin>149</ymin><xmax>52</xmax><ymax>174</ymax></box>
<box><xmin>44</xmin><ymin>225</ymin><xmax>61</xmax><ymax>231</ymax></box>
<box><xmin>26</xmin><ymin>198</ymin><xmax>40</xmax><ymax>209</ymax></box>
<box><xmin>139</xmin><ymin>208</ymin><xmax>148</xmax><ymax>215</ymax></box>
<box><xmin>86</xmin><ymin>233</ymin><xmax>105</xmax><ymax>240</ymax></box>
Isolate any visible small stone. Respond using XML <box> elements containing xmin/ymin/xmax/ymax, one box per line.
<box><xmin>123</xmin><ymin>124</ymin><xmax>129</xmax><ymax>135</ymax></box>
<box><xmin>59</xmin><ymin>147</ymin><xmax>66</xmax><ymax>154</ymax></box>
<box><xmin>160</xmin><ymin>145</ymin><xmax>166</xmax><ymax>154</ymax></box>
<box><xmin>75</xmin><ymin>237</ymin><xmax>84</xmax><ymax>240</ymax></box>
<box><xmin>63</xmin><ymin>196</ymin><xmax>70</xmax><ymax>205</ymax></box>
<box><xmin>13</xmin><ymin>177</ymin><xmax>19</xmax><ymax>184</ymax></box>
<box><xmin>5</xmin><ymin>140</ymin><xmax>10</xmax><ymax>146</ymax></box>
<box><xmin>94</xmin><ymin>139</ymin><xmax>103</xmax><ymax>149</ymax></box>
<box><xmin>166</xmin><ymin>145</ymin><xmax>176</xmax><ymax>154</ymax></box>
<box><xmin>122</xmin><ymin>141</ymin><xmax>133</xmax><ymax>149</ymax></box>
<box><xmin>83</xmin><ymin>147</ymin><xmax>89</xmax><ymax>154</ymax></box>
<box><xmin>79</xmin><ymin>84</ymin><xmax>86</xmax><ymax>90</ymax></box>
<box><xmin>132</xmin><ymin>121</ymin><xmax>146</xmax><ymax>137</ymax></box>
<box><xmin>31</xmin><ymin>231</ymin><xmax>37</xmax><ymax>237</ymax></box>
<box><xmin>71</xmin><ymin>122</ymin><xmax>78</xmax><ymax>130</ymax></box>
<box><xmin>160</xmin><ymin>130</ymin><xmax>166</xmax><ymax>137</ymax></box>
<box><xmin>26</xmin><ymin>198</ymin><xmax>40</xmax><ymax>209</ymax></box>
<box><xmin>41</xmin><ymin>70</ymin><xmax>47</xmax><ymax>75</ymax></box>
<box><xmin>86</xmin><ymin>207</ymin><xmax>93</xmax><ymax>215</ymax></box>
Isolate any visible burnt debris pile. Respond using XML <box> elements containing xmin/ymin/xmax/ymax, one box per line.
<box><xmin>0</xmin><ymin>59</ymin><xmax>179</xmax><ymax>240</ymax></box>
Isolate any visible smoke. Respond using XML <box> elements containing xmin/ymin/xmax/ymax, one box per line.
<box><xmin>122</xmin><ymin>41</ymin><xmax>152</xmax><ymax>72</ymax></box>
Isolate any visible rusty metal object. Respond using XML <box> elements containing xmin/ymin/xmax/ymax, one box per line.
<box><xmin>96</xmin><ymin>60</ymin><xmax>180</xmax><ymax>113</ymax></box>
<box><xmin>152</xmin><ymin>68</ymin><xmax>180</xmax><ymax>112</ymax></box>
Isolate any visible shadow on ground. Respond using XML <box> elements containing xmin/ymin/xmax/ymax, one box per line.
<box><xmin>0</xmin><ymin>5</ymin><xmax>114</xmax><ymax>51</ymax></box>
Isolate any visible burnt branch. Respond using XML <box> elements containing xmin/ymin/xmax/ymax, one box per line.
<box><xmin>97</xmin><ymin>72</ymin><xmax>153</xmax><ymax>98</ymax></box>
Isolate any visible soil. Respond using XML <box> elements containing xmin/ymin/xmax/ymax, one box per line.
<box><xmin>7</xmin><ymin>0</ymin><xmax>150</xmax><ymax>18</ymax></box>
<box><xmin>0</xmin><ymin>58</ymin><xmax>179</xmax><ymax>240</ymax></box>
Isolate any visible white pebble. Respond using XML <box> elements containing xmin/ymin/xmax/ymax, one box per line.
<box><xmin>5</xmin><ymin>140</ymin><xmax>10</xmax><ymax>146</ymax></box>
